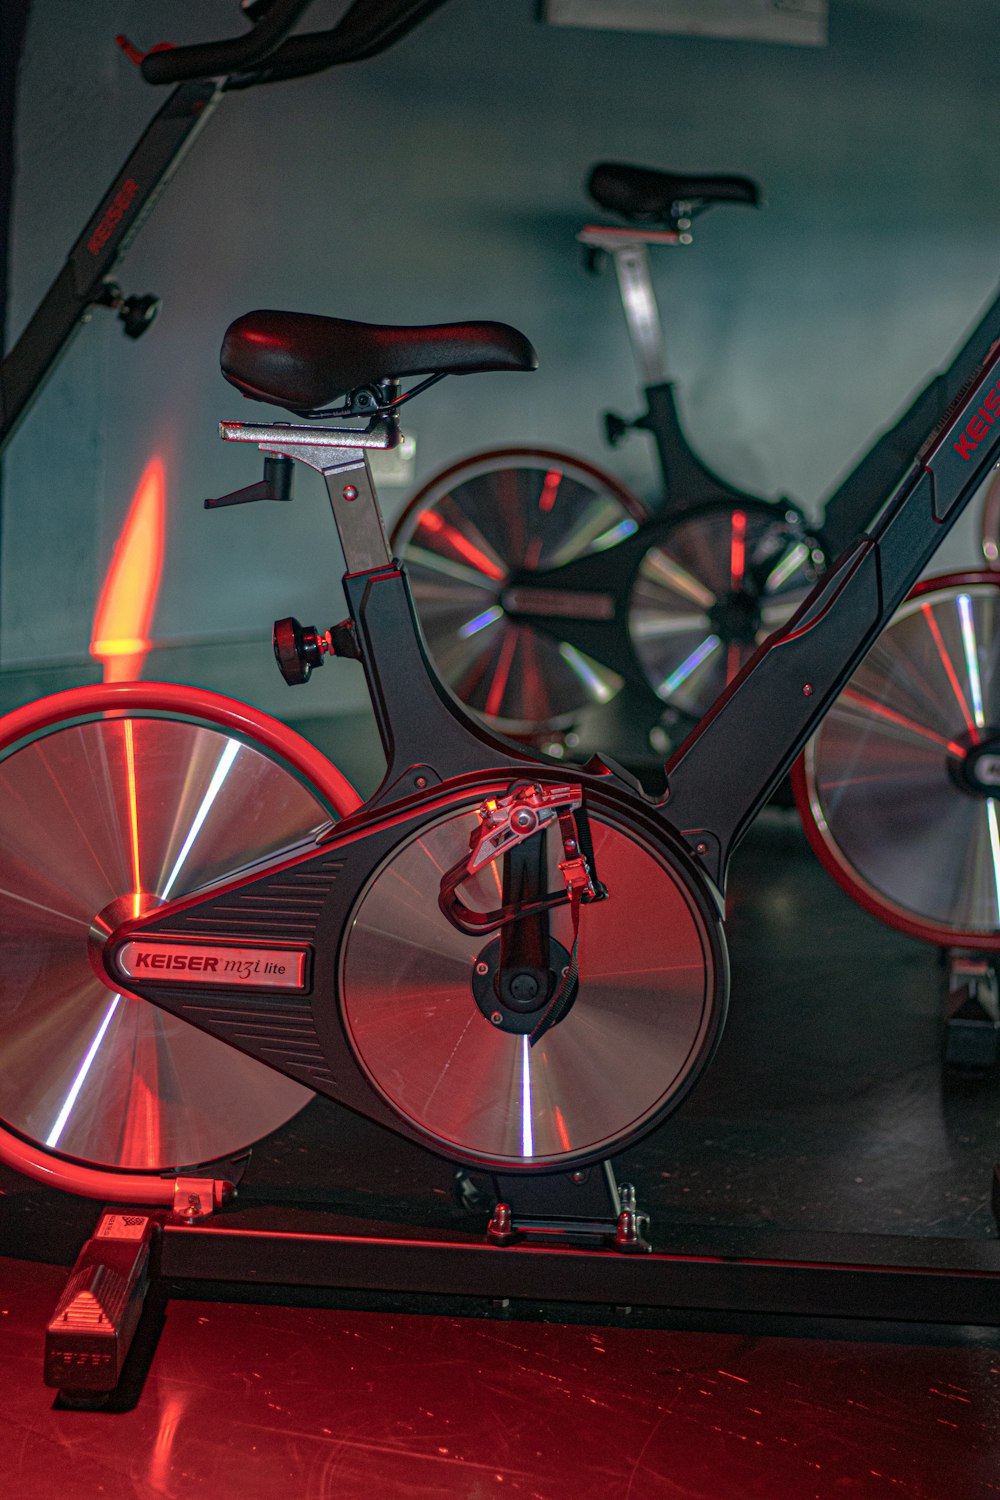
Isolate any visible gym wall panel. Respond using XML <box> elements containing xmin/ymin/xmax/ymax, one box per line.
<box><xmin>3</xmin><ymin>0</ymin><xmax>999</xmax><ymax>719</ymax></box>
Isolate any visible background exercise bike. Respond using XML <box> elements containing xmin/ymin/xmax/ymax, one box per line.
<box><xmin>392</xmin><ymin>161</ymin><xmax>1000</xmax><ymax>771</ymax></box>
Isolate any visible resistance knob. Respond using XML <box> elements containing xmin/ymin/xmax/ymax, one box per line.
<box><xmin>273</xmin><ymin>616</ymin><xmax>325</xmax><ymax>685</ymax></box>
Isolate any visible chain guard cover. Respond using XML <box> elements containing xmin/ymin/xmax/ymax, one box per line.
<box><xmin>108</xmin><ymin>776</ymin><xmax>728</xmax><ymax>1171</ymax></box>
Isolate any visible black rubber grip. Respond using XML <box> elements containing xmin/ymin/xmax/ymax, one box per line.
<box><xmin>141</xmin><ymin>0</ymin><xmax>312</xmax><ymax>84</ymax></box>
<box><xmin>228</xmin><ymin>0</ymin><xmax>451</xmax><ymax>87</ymax></box>
<box><xmin>142</xmin><ymin>0</ymin><xmax>448</xmax><ymax>87</ymax></box>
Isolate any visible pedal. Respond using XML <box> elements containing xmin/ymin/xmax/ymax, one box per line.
<box><xmin>44</xmin><ymin>1212</ymin><xmax>157</xmax><ymax>1395</ymax></box>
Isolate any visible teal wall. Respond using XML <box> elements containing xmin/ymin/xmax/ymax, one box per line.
<box><xmin>4</xmin><ymin>0</ymin><xmax>1000</xmax><ymax>717</ymax></box>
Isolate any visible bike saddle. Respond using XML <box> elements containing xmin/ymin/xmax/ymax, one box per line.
<box><xmin>587</xmin><ymin>162</ymin><xmax>760</xmax><ymax>224</ymax></box>
<box><xmin>221</xmin><ymin>310</ymin><xmax>538</xmax><ymax>412</ymax></box>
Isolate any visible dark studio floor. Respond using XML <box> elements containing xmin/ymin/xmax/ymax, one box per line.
<box><xmin>2</xmin><ymin>763</ymin><xmax>1000</xmax><ymax>1497</ymax></box>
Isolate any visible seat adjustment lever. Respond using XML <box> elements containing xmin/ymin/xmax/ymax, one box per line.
<box><xmin>205</xmin><ymin>455</ymin><xmax>293</xmax><ymax>508</ymax></box>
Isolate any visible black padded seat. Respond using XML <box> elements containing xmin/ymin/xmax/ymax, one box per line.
<box><xmin>588</xmin><ymin>162</ymin><xmax>760</xmax><ymax>225</ymax></box>
<box><xmin>221</xmin><ymin>311</ymin><xmax>538</xmax><ymax>412</ymax></box>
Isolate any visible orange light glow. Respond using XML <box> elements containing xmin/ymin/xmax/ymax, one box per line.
<box><xmin>91</xmin><ymin>457</ymin><xmax>166</xmax><ymax>682</ymax></box>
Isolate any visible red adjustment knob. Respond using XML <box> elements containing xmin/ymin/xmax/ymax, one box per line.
<box><xmin>273</xmin><ymin>617</ymin><xmax>326</xmax><ymax>686</ymax></box>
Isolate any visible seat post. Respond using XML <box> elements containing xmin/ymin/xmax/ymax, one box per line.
<box><xmin>578</xmin><ymin>225</ymin><xmax>685</xmax><ymax>387</ymax></box>
<box><xmin>610</xmin><ymin>241</ymin><xmax>668</xmax><ymax>386</ymax></box>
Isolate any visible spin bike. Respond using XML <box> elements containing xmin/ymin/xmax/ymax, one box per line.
<box><xmin>5</xmin><ymin>302</ymin><xmax>999</xmax><ymax>1175</ymax></box>
<box><xmin>11</xmin><ymin>305</ymin><xmax>1000</xmax><ymax>1397</ymax></box>
<box><xmin>393</xmin><ymin>161</ymin><xmax>1000</xmax><ymax>761</ymax></box>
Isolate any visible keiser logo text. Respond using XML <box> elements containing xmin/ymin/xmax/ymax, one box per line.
<box><xmin>116</xmin><ymin>941</ymin><xmax>305</xmax><ymax>987</ymax></box>
<box><xmin>133</xmin><ymin>951</ymin><xmax>219</xmax><ymax>972</ymax></box>
<box><xmin>953</xmin><ymin>383</ymin><xmax>1000</xmax><ymax>461</ymax></box>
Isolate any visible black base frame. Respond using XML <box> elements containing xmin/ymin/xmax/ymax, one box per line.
<box><xmin>42</xmin><ymin>1181</ymin><xmax>1000</xmax><ymax>1400</ymax></box>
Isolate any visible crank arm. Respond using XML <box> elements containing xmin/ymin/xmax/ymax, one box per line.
<box><xmin>437</xmin><ymin>882</ymin><xmax>586</xmax><ymax>939</ymax></box>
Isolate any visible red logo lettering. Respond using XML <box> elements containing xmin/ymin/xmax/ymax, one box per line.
<box><xmin>954</xmin><ymin>431</ymin><xmax>977</xmax><ymax>460</ymax></box>
<box><xmin>87</xmin><ymin>178</ymin><xmax>140</xmax><ymax>256</ymax></box>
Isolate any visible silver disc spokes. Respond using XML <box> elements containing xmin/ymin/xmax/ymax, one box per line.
<box><xmin>0</xmin><ymin>698</ymin><xmax>356</xmax><ymax>1173</ymax></box>
<box><xmin>392</xmin><ymin>449</ymin><xmax>648</xmax><ymax>732</ymax></box>
<box><xmin>629</xmin><ymin>500</ymin><xmax>824</xmax><ymax>722</ymax></box>
<box><xmin>796</xmin><ymin>574</ymin><xmax>1000</xmax><ymax>946</ymax></box>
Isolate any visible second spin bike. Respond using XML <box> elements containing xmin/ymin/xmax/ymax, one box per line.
<box><xmin>393</xmin><ymin>162</ymin><xmax>1000</xmax><ymax>772</ymax></box>
<box><xmin>2</xmin><ymin>299</ymin><xmax>1000</xmax><ymax>1216</ymax></box>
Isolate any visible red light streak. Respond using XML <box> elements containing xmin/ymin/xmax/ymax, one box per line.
<box><xmin>552</xmin><ymin>1106</ymin><xmax>572</xmax><ymax>1153</ymax></box>
<box><xmin>418</xmin><ymin>507</ymin><xmax>504</xmax><ymax>582</ymax></box>
<box><xmin>921</xmin><ymin>602</ymin><xmax>978</xmax><ymax>741</ymax></box>
<box><xmin>120</xmin><ymin>1070</ymin><xmax>160</xmax><ymax>1171</ymax></box>
<box><xmin>485</xmin><ymin>628</ymin><xmax>519</xmax><ymax>719</ymax></box>
<box><xmin>539</xmin><ymin>469</ymin><xmax>562</xmax><ymax>513</ymax></box>
<box><xmin>123</xmin><ymin>718</ymin><xmax>142</xmax><ymax>917</ymax></box>
<box><xmin>91</xmin><ymin>457</ymin><xmax>166</xmax><ymax>682</ymax></box>
<box><xmin>840</xmin><ymin>688</ymin><xmax>963</xmax><ymax>756</ymax></box>
<box><xmin>729</xmin><ymin>509</ymin><xmax>747</xmax><ymax>592</ymax></box>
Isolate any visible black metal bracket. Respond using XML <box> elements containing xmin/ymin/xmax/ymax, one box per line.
<box><xmin>205</xmin><ymin>454</ymin><xmax>294</xmax><ymax>509</ymax></box>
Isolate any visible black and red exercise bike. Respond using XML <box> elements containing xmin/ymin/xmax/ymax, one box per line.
<box><xmin>5</xmin><ymin>302</ymin><xmax>1000</xmax><ymax>1399</ymax></box>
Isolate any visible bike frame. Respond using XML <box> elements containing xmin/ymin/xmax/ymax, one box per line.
<box><xmin>102</xmin><ymin>329</ymin><xmax>1000</xmax><ymax>1160</ymax></box>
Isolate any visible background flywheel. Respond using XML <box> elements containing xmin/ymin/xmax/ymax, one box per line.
<box><xmin>628</xmin><ymin>498</ymin><xmax>825</xmax><ymax>722</ymax></box>
<box><xmin>795</xmin><ymin>572</ymin><xmax>1000</xmax><ymax>948</ymax></box>
<box><xmin>391</xmin><ymin>448</ymin><xmax>648</xmax><ymax>733</ymax></box>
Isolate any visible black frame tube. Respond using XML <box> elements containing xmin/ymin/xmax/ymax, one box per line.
<box><xmin>1</xmin><ymin>0</ymin><xmax>451</xmax><ymax>451</ymax></box>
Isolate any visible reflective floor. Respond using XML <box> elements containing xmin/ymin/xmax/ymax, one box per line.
<box><xmin>2</xmin><ymin>802</ymin><xmax>1000</xmax><ymax>1497</ymax></box>
<box><xmin>3</xmin><ymin>1251</ymin><xmax>1000</xmax><ymax>1500</ymax></box>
